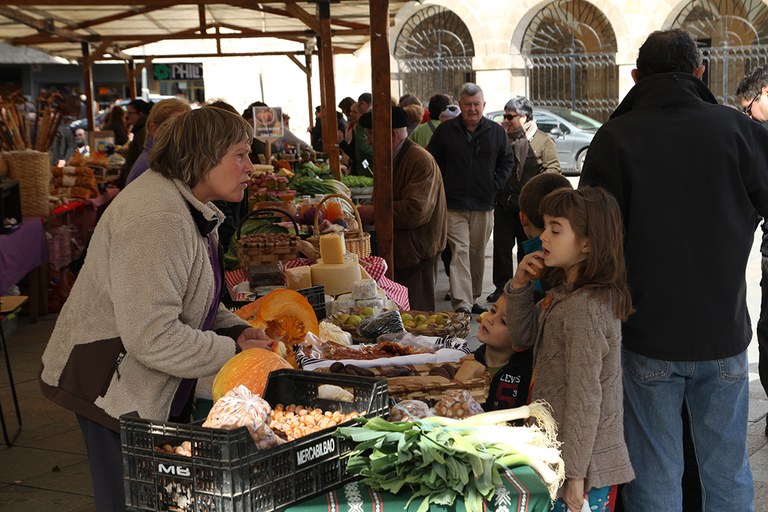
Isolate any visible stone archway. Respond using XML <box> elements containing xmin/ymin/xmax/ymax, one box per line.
<box><xmin>393</xmin><ymin>5</ymin><xmax>475</xmax><ymax>102</ymax></box>
<box><xmin>672</xmin><ymin>0</ymin><xmax>768</xmax><ymax>105</ymax></box>
<box><xmin>522</xmin><ymin>0</ymin><xmax>619</xmax><ymax>121</ymax></box>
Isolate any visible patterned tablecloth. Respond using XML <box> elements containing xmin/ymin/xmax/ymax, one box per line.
<box><xmin>284</xmin><ymin>466</ymin><xmax>551</xmax><ymax>512</ymax></box>
<box><xmin>225</xmin><ymin>255</ymin><xmax>410</xmax><ymax>311</ymax></box>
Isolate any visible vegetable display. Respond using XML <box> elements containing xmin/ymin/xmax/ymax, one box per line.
<box><xmin>211</xmin><ymin>349</ymin><xmax>292</xmax><ymax>402</ymax></box>
<box><xmin>341</xmin><ymin>175</ymin><xmax>374</xmax><ymax>189</ymax></box>
<box><xmin>235</xmin><ymin>289</ymin><xmax>320</xmax><ymax>366</ymax></box>
<box><xmin>336</xmin><ymin>401</ymin><xmax>564</xmax><ymax>512</ymax></box>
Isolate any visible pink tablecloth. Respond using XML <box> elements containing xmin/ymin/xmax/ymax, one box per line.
<box><xmin>0</xmin><ymin>217</ymin><xmax>47</xmax><ymax>294</ymax></box>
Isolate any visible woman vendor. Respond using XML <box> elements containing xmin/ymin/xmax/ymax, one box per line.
<box><xmin>38</xmin><ymin>107</ymin><xmax>275</xmax><ymax>512</ymax></box>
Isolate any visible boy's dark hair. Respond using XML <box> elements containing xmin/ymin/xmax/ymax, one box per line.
<box><xmin>539</xmin><ymin>186</ymin><xmax>633</xmax><ymax>321</ymax></box>
<box><xmin>519</xmin><ymin>173</ymin><xmax>573</xmax><ymax>229</ymax></box>
<box><xmin>736</xmin><ymin>65</ymin><xmax>768</xmax><ymax>100</ymax></box>
<box><xmin>427</xmin><ymin>93</ymin><xmax>451</xmax><ymax>120</ymax></box>
<box><xmin>358</xmin><ymin>92</ymin><xmax>372</xmax><ymax>105</ymax></box>
<box><xmin>635</xmin><ymin>29</ymin><xmax>702</xmax><ymax>81</ymax></box>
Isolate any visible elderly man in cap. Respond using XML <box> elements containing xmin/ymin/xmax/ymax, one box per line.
<box><xmin>488</xmin><ymin>95</ymin><xmax>560</xmax><ymax>303</ymax></box>
<box><xmin>358</xmin><ymin>106</ymin><xmax>447</xmax><ymax>310</ymax></box>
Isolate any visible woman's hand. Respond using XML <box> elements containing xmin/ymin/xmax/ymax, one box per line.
<box><xmin>562</xmin><ymin>478</ymin><xmax>586</xmax><ymax>512</ymax></box>
<box><xmin>511</xmin><ymin>251</ymin><xmax>545</xmax><ymax>288</ymax></box>
<box><xmin>236</xmin><ymin>327</ymin><xmax>275</xmax><ymax>352</ymax></box>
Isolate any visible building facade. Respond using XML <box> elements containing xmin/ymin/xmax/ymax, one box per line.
<box><xmin>390</xmin><ymin>0</ymin><xmax>768</xmax><ymax>121</ymax></box>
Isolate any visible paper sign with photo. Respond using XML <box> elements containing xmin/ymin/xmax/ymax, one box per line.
<box><xmin>89</xmin><ymin>131</ymin><xmax>115</xmax><ymax>156</ymax></box>
<box><xmin>252</xmin><ymin>106</ymin><xmax>283</xmax><ymax>140</ymax></box>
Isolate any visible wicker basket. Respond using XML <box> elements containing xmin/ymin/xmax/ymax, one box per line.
<box><xmin>318</xmin><ymin>359</ymin><xmax>490</xmax><ymax>404</ymax></box>
<box><xmin>401</xmin><ymin>310</ymin><xmax>471</xmax><ymax>339</ymax></box>
<box><xmin>3</xmin><ymin>149</ymin><xmax>51</xmax><ymax>216</ymax></box>
<box><xmin>235</xmin><ymin>206</ymin><xmax>300</xmax><ymax>269</ymax></box>
<box><xmin>309</xmin><ymin>193</ymin><xmax>371</xmax><ymax>258</ymax></box>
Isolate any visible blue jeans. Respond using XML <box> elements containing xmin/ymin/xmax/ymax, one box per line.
<box><xmin>621</xmin><ymin>348</ymin><xmax>753</xmax><ymax>512</ymax></box>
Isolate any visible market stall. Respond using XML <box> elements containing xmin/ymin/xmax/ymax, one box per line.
<box><xmin>120</xmin><ymin>253</ymin><xmax>561</xmax><ymax>512</ymax></box>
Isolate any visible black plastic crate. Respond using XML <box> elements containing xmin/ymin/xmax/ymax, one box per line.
<box><xmin>296</xmin><ymin>285</ymin><xmax>326</xmax><ymax>321</ymax></box>
<box><xmin>122</xmin><ymin>369</ymin><xmax>388</xmax><ymax>512</ymax></box>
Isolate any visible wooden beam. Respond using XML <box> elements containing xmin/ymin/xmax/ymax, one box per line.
<box><xmin>81</xmin><ymin>41</ymin><xmax>95</xmax><ymax>132</ymax></box>
<box><xmin>198</xmin><ymin>4</ymin><xmax>207</xmax><ymax>34</ymax></box>
<box><xmin>0</xmin><ymin>5</ymin><xmax>88</xmax><ymax>43</ymax></box>
<box><xmin>370</xmin><ymin>0</ymin><xmax>394</xmax><ymax>276</ymax></box>
<box><xmin>317</xmin><ymin>3</ymin><xmax>339</xmax><ymax>179</ymax></box>
<box><xmin>132</xmin><ymin>51</ymin><xmax>319</xmax><ymax>59</ymax></box>
<box><xmin>287</xmin><ymin>54</ymin><xmax>307</xmax><ymax>74</ymax></box>
<box><xmin>125</xmin><ymin>59</ymin><xmax>137</xmax><ymax>99</ymax></box>
<box><xmin>284</xmin><ymin>1</ymin><xmax>319</xmax><ymax>33</ymax></box>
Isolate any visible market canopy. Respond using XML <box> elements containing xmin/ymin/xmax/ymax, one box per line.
<box><xmin>1</xmin><ymin>0</ymin><xmax>400</xmax><ymax>276</ymax></box>
<box><xmin>0</xmin><ymin>1</ymin><xmax>410</xmax><ymax>61</ymax></box>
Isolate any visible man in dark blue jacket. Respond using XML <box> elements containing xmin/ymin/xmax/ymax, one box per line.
<box><xmin>580</xmin><ymin>29</ymin><xmax>768</xmax><ymax>511</ymax></box>
<box><xmin>429</xmin><ymin>83</ymin><xmax>514</xmax><ymax>314</ymax></box>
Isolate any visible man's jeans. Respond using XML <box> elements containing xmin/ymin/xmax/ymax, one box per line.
<box><xmin>757</xmin><ymin>256</ymin><xmax>768</xmax><ymax>399</ymax></box>
<box><xmin>621</xmin><ymin>348</ymin><xmax>753</xmax><ymax>512</ymax></box>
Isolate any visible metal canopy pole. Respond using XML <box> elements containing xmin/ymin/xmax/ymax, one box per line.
<box><xmin>370</xmin><ymin>0</ymin><xmax>393</xmax><ymax>276</ymax></box>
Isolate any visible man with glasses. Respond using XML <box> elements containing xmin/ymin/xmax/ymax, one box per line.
<box><xmin>737</xmin><ymin>66</ymin><xmax>768</xmax><ymax>439</ymax></box>
<box><xmin>580</xmin><ymin>29</ymin><xmax>768</xmax><ymax>511</ymax></box>
<box><xmin>488</xmin><ymin>96</ymin><xmax>560</xmax><ymax>303</ymax></box>
<box><xmin>120</xmin><ymin>99</ymin><xmax>152</xmax><ymax>187</ymax></box>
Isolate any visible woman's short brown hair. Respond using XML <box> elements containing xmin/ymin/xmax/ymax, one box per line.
<box><xmin>149</xmin><ymin>107</ymin><xmax>253</xmax><ymax>188</ymax></box>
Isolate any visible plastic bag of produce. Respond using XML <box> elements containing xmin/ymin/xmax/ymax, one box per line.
<box><xmin>357</xmin><ymin>309</ymin><xmax>405</xmax><ymax>339</ymax></box>
<box><xmin>432</xmin><ymin>390</ymin><xmax>484</xmax><ymax>419</ymax></box>
<box><xmin>388</xmin><ymin>399</ymin><xmax>432</xmax><ymax>421</ymax></box>
<box><xmin>202</xmin><ymin>385</ymin><xmax>285</xmax><ymax>450</ymax></box>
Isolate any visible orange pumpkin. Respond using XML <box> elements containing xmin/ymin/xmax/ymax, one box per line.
<box><xmin>212</xmin><ymin>348</ymin><xmax>292</xmax><ymax>401</ymax></box>
<box><xmin>235</xmin><ymin>289</ymin><xmax>319</xmax><ymax>368</ymax></box>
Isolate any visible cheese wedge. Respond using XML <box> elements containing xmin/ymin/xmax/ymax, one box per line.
<box><xmin>319</xmin><ymin>233</ymin><xmax>346</xmax><ymax>264</ymax></box>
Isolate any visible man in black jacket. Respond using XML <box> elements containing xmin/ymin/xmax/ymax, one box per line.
<box><xmin>429</xmin><ymin>83</ymin><xmax>514</xmax><ymax>314</ymax></box>
<box><xmin>580</xmin><ymin>29</ymin><xmax>768</xmax><ymax>511</ymax></box>
<box><xmin>737</xmin><ymin>65</ymin><xmax>768</xmax><ymax>437</ymax></box>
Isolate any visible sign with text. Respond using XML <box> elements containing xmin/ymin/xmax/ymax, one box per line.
<box><xmin>152</xmin><ymin>63</ymin><xmax>203</xmax><ymax>81</ymax></box>
<box><xmin>252</xmin><ymin>106</ymin><xmax>283</xmax><ymax>140</ymax></box>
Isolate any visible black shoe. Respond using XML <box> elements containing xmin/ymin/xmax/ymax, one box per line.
<box><xmin>455</xmin><ymin>307</ymin><xmax>471</xmax><ymax>314</ymax></box>
<box><xmin>444</xmin><ymin>293</ymin><xmax>451</xmax><ymax>301</ymax></box>
<box><xmin>765</xmin><ymin>416</ymin><xmax>768</xmax><ymax>437</ymax></box>
<box><xmin>486</xmin><ymin>289</ymin><xmax>502</xmax><ymax>303</ymax></box>
<box><xmin>471</xmin><ymin>303</ymin><xmax>488</xmax><ymax>315</ymax></box>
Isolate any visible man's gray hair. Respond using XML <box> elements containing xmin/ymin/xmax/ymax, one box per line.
<box><xmin>460</xmin><ymin>83</ymin><xmax>483</xmax><ymax>97</ymax></box>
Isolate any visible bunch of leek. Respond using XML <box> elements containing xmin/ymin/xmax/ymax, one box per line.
<box><xmin>336</xmin><ymin>401</ymin><xmax>564</xmax><ymax>512</ymax></box>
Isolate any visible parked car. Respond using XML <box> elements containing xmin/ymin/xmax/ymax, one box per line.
<box><xmin>486</xmin><ymin>106</ymin><xmax>602</xmax><ymax>174</ymax></box>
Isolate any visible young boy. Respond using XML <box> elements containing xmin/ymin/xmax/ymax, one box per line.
<box><xmin>517</xmin><ymin>173</ymin><xmax>573</xmax><ymax>299</ymax></box>
<box><xmin>474</xmin><ymin>293</ymin><xmax>533</xmax><ymax>411</ymax></box>
<box><xmin>474</xmin><ymin>173</ymin><xmax>572</xmax><ymax>411</ymax></box>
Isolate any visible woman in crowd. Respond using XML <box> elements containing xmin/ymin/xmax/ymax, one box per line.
<box><xmin>39</xmin><ymin>107</ymin><xmax>275</xmax><ymax>512</ymax></box>
<box><xmin>101</xmin><ymin>104</ymin><xmax>129</xmax><ymax>146</ymax></box>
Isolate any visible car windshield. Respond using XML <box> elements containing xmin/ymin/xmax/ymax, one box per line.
<box><xmin>551</xmin><ymin>109</ymin><xmax>602</xmax><ymax>129</ymax></box>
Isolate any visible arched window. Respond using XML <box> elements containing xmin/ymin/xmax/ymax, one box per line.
<box><xmin>394</xmin><ymin>5</ymin><xmax>475</xmax><ymax>102</ymax></box>
<box><xmin>672</xmin><ymin>0</ymin><xmax>768</xmax><ymax>105</ymax></box>
<box><xmin>522</xmin><ymin>0</ymin><xmax>618</xmax><ymax>121</ymax></box>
